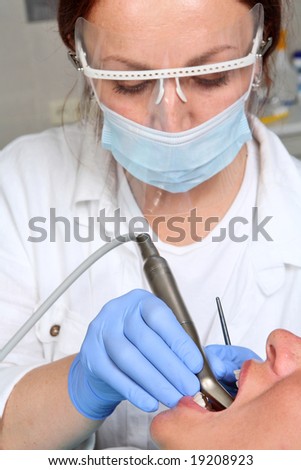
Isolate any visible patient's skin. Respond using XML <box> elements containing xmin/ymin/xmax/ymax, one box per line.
<box><xmin>151</xmin><ymin>329</ymin><xmax>301</xmax><ymax>449</ymax></box>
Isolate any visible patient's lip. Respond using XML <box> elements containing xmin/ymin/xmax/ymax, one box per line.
<box><xmin>237</xmin><ymin>360</ymin><xmax>252</xmax><ymax>392</ymax></box>
<box><xmin>178</xmin><ymin>396</ymin><xmax>209</xmax><ymax>413</ymax></box>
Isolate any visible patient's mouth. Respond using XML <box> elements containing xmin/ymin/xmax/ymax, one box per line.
<box><xmin>180</xmin><ymin>396</ymin><xmax>209</xmax><ymax>413</ymax></box>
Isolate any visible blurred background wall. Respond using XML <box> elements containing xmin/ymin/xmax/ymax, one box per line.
<box><xmin>0</xmin><ymin>0</ymin><xmax>80</xmax><ymax>149</ymax></box>
<box><xmin>0</xmin><ymin>0</ymin><xmax>300</xmax><ymax>149</ymax></box>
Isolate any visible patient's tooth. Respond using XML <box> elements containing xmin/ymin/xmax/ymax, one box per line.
<box><xmin>193</xmin><ymin>392</ymin><xmax>208</xmax><ymax>408</ymax></box>
<box><xmin>234</xmin><ymin>369</ymin><xmax>241</xmax><ymax>387</ymax></box>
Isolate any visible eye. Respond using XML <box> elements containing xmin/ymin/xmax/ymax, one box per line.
<box><xmin>112</xmin><ymin>80</ymin><xmax>153</xmax><ymax>95</ymax></box>
<box><xmin>193</xmin><ymin>72</ymin><xmax>231</xmax><ymax>89</ymax></box>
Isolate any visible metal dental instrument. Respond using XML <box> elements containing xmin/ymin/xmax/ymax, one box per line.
<box><xmin>216</xmin><ymin>297</ymin><xmax>231</xmax><ymax>346</ymax></box>
<box><xmin>216</xmin><ymin>297</ymin><xmax>239</xmax><ymax>398</ymax></box>
<box><xmin>136</xmin><ymin>233</ymin><xmax>233</xmax><ymax>410</ymax></box>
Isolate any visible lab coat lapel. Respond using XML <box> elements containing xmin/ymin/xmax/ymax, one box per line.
<box><xmin>251</xmin><ymin>118</ymin><xmax>301</xmax><ymax>296</ymax></box>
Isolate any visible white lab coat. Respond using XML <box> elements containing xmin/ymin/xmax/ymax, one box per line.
<box><xmin>0</xmin><ymin>118</ymin><xmax>301</xmax><ymax>449</ymax></box>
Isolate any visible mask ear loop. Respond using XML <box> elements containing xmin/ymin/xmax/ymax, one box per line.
<box><xmin>246</xmin><ymin>36</ymin><xmax>273</xmax><ymax>119</ymax></box>
<box><xmin>252</xmin><ymin>54</ymin><xmax>263</xmax><ymax>90</ymax></box>
<box><xmin>155</xmin><ymin>77</ymin><xmax>188</xmax><ymax>104</ymax></box>
<box><xmin>251</xmin><ymin>37</ymin><xmax>273</xmax><ymax>91</ymax></box>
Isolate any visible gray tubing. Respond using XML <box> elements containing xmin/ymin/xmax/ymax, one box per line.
<box><xmin>0</xmin><ymin>234</ymin><xmax>132</xmax><ymax>362</ymax></box>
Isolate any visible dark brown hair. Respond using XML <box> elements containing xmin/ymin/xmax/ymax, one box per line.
<box><xmin>58</xmin><ymin>0</ymin><xmax>95</xmax><ymax>50</ymax></box>
<box><xmin>239</xmin><ymin>0</ymin><xmax>284</xmax><ymax>62</ymax></box>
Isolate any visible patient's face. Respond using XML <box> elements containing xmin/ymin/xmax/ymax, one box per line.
<box><xmin>151</xmin><ymin>329</ymin><xmax>301</xmax><ymax>449</ymax></box>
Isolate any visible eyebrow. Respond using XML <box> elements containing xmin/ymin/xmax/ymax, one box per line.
<box><xmin>186</xmin><ymin>45</ymin><xmax>237</xmax><ymax>67</ymax></box>
<box><xmin>103</xmin><ymin>45</ymin><xmax>237</xmax><ymax>70</ymax></box>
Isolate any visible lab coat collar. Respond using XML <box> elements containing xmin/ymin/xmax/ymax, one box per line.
<box><xmin>251</xmin><ymin>117</ymin><xmax>301</xmax><ymax>295</ymax></box>
<box><xmin>71</xmin><ymin>122</ymin><xmax>118</xmax><ymax>216</ymax></box>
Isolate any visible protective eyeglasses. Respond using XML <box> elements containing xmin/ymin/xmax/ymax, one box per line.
<box><xmin>69</xmin><ymin>3</ymin><xmax>271</xmax><ymax>127</ymax></box>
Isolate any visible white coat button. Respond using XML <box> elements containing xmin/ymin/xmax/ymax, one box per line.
<box><xmin>50</xmin><ymin>325</ymin><xmax>61</xmax><ymax>337</ymax></box>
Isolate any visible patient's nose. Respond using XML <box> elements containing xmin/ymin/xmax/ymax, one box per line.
<box><xmin>266</xmin><ymin>329</ymin><xmax>301</xmax><ymax>377</ymax></box>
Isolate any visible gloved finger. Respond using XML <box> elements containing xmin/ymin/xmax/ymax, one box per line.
<box><xmin>79</xmin><ymin>330</ymin><xmax>162</xmax><ymax>413</ymax></box>
<box><xmin>104</xmin><ymin>334</ymin><xmax>185</xmax><ymax>408</ymax></box>
<box><xmin>87</xmin><ymin>349</ymin><xmax>161</xmax><ymax>412</ymax></box>
<box><xmin>124</xmin><ymin>308</ymin><xmax>201</xmax><ymax>396</ymax></box>
<box><xmin>205</xmin><ymin>345</ymin><xmax>262</xmax><ymax>382</ymax></box>
<box><xmin>82</xmin><ymin>290</ymin><xmax>184</xmax><ymax>407</ymax></box>
<box><xmin>204</xmin><ymin>351</ymin><xmax>228</xmax><ymax>381</ymax></box>
<box><xmin>138</xmin><ymin>293</ymin><xmax>203</xmax><ymax>373</ymax></box>
<box><xmin>206</xmin><ymin>344</ymin><xmax>262</xmax><ymax>364</ymax></box>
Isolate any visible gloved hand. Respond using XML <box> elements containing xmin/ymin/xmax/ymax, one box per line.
<box><xmin>68</xmin><ymin>289</ymin><xmax>203</xmax><ymax>420</ymax></box>
<box><xmin>205</xmin><ymin>344</ymin><xmax>262</xmax><ymax>384</ymax></box>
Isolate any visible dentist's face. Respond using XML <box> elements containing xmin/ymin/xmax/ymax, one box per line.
<box><xmin>86</xmin><ymin>0</ymin><xmax>255</xmax><ymax>132</ymax></box>
<box><xmin>151</xmin><ymin>329</ymin><xmax>301</xmax><ymax>449</ymax></box>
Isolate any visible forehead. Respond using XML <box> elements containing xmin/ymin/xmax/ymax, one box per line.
<box><xmin>87</xmin><ymin>0</ymin><xmax>250</xmax><ymax>39</ymax></box>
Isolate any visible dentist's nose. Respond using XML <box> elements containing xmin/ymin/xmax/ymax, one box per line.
<box><xmin>266</xmin><ymin>329</ymin><xmax>301</xmax><ymax>377</ymax></box>
<box><xmin>150</xmin><ymin>79</ymin><xmax>195</xmax><ymax>132</ymax></box>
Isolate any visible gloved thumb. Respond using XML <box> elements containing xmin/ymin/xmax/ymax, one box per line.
<box><xmin>205</xmin><ymin>344</ymin><xmax>262</xmax><ymax>383</ymax></box>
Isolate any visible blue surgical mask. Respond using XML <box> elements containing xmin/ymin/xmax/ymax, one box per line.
<box><xmin>100</xmin><ymin>94</ymin><xmax>251</xmax><ymax>193</ymax></box>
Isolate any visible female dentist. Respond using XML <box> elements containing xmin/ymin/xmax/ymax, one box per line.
<box><xmin>0</xmin><ymin>0</ymin><xmax>300</xmax><ymax>450</ymax></box>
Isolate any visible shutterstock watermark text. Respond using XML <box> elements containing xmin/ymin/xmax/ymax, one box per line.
<box><xmin>27</xmin><ymin>207</ymin><xmax>273</xmax><ymax>244</ymax></box>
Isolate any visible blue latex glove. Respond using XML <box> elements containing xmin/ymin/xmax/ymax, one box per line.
<box><xmin>205</xmin><ymin>344</ymin><xmax>262</xmax><ymax>384</ymax></box>
<box><xmin>68</xmin><ymin>289</ymin><xmax>203</xmax><ymax>420</ymax></box>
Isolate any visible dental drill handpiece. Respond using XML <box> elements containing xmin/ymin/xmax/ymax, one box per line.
<box><xmin>136</xmin><ymin>233</ymin><xmax>233</xmax><ymax>411</ymax></box>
